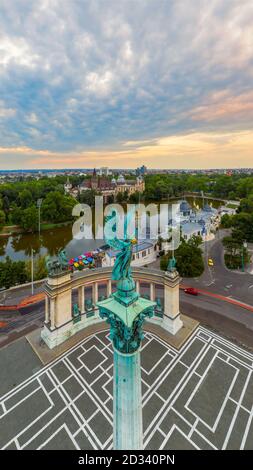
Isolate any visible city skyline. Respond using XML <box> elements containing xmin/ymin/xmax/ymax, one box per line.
<box><xmin>1</xmin><ymin>1</ymin><xmax>253</xmax><ymax>169</ymax></box>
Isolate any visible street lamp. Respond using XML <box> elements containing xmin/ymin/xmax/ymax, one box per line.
<box><xmin>31</xmin><ymin>248</ymin><xmax>35</xmax><ymax>296</ymax></box>
<box><xmin>37</xmin><ymin>198</ymin><xmax>43</xmax><ymax>237</ymax></box>
<box><xmin>241</xmin><ymin>240</ymin><xmax>248</xmax><ymax>272</ymax></box>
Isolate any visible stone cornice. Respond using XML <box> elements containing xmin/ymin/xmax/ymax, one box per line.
<box><xmin>44</xmin><ymin>266</ymin><xmax>180</xmax><ymax>297</ymax></box>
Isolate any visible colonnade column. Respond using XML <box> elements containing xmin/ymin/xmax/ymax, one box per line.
<box><xmin>78</xmin><ymin>286</ymin><xmax>85</xmax><ymax>314</ymax></box>
<box><xmin>45</xmin><ymin>296</ymin><xmax>49</xmax><ymax>324</ymax></box>
<box><xmin>93</xmin><ymin>282</ymin><xmax>99</xmax><ymax>318</ymax></box>
<box><xmin>107</xmin><ymin>279</ymin><xmax>112</xmax><ymax>297</ymax></box>
<box><xmin>50</xmin><ymin>298</ymin><xmax>56</xmax><ymax>330</ymax></box>
<box><xmin>150</xmin><ymin>283</ymin><xmax>155</xmax><ymax>302</ymax></box>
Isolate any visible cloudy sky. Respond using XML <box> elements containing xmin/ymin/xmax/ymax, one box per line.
<box><xmin>0</xmin><ymin>0</ymin><xmax>253</xmax><ymax>169</ymax></box>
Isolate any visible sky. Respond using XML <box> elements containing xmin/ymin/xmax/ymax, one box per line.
<box><xmin>0</xmin><ymin>0</ymin><xmax>253</xmax><ymax>170</ymax></box>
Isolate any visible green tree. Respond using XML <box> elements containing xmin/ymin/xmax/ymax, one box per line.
<box><xmin>220</xmin><ymin>214</ymin><xmax>233</xmax><ymax>228</ymax></box>
<box><xmin>232</xmin><ymin>212</ymin><xmax>253</xmax><ymax>242</ymax></box>
<box><xmin>11</xmin><ymin>206</ymin><xmax>23</xmax><ymax>225</ymax></box>
<box><xmin>0</xmin><ymin>210</ymin><xmax>5</xmax><ymax>226</ymax></box>
<box><xmin>161</xmin><ymin>238</ymin><xmax>204</xmax><ymax>277</ymax></box>
<box><xmin>42</xmin><ymin>191</ymin><xmax>76</xmax><ymax>223</ymax></box>
<box><xmin>25</xmin><ymin>255</ymin><xmax>47</xmax><ymax>281</ymax></box>
<box><xmin>78</xmin><ymin>189</ymin><xmax>98</xmax><ymax>207</ymax></box>
<box><xmin>20</xmin><ymin>206</ymin><xmax>39</xmax><ymax>232</ymax></box>
<box><xmin>116</xmin><ymin>192</ymin><xmax>127</xmax><ymax>203</ymax></box>
<box><xmin>237</xmin><ymin>196</ymin><xmax>253</xmax><ymax>214</ymax></box>
<box><xmin>129</xmin><ymin>192</ymin><xmax>141</xmax><ymax>203</ymax></box>
<box><xmin>223</xmin><ymin>236</ymin><xmax>250</xmax><ymax>269</ymax></box>
<box><xmin>19</xmin><ymin>189</ymin><xmax>33</xmax><ymax>209</ymax></box>
<box><xmin>0</xmin><ymin>257</ymin><xmax>28</xmax><ymax>289</ymax></box>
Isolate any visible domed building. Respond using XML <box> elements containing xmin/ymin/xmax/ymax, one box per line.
<box><xmin>117</xmin><ymin>174</ymin><xmax>125</xmax><ymax>184</ymax></box>
<box><xmin>203</xmin><ymin>203</ymin><xmax>213</xmax><ymax>213</ymax></box>
<box><xmin>179</xmin><ymin>200</ymin><xmax>192</xmax><ymax>217</ymax></box>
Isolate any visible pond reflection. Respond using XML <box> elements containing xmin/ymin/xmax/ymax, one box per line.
<box><xmin>0</xmin><ymin>197</ymin><xmax>222</xmax><ymax>261</ymax></box>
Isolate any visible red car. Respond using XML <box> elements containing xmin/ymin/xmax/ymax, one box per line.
<box><xmin>184</xmin><ymin>287</ymin><xmax>198</xmax><ymax>296</ymax></box>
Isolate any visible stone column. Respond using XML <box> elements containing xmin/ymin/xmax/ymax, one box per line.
<box><xmin>45</xmin><ymin>296</ymin><xmax>49</xmax><ymax>324</ymax></box>
<box><xmin>163</xmin><ymin>270</ymin><xmax>183</xmax><ymax>335</ymax></box>
<box><xmin>78</xmin><ymin>286</ymin><xmax>85</xmax><ymax>314</ymax></box>
<box><xmin>97</xmin><ymin>277</ymin><xmax>156</xmax><ymax>450</ymax></box>
<box><xmin>107</xmin><ymin>279</ymin><xmax>112</xmax><ymax>297</ymax></box>
<box><xmin>93</xmin><ymin>282</ymin><xmax>98</xmax><ymax>303</ymax></box>
<box><xmin>136</xmin><ymin>279</ymin><xmax>140</xmax><ymax>294</ymax></box>
<box><xmin>46</xmin><ymin>272</ymin><xmax>72</xmax><ymax>328</ymax></box>
<box><xmin>150</xmin><ymin>283</ymin><xmax>155</xmax><ymax>302</ymax></box>
<box><xmin>50</xmin><ymin>298</ymin><xmax>56</xmax><ymax>330</ymax></box>
<box><xmin>93</xmin><ymin>282</ymin><xmax>99</xmax><ymax>318</ymax></box>
<box><xmin>114</xmin><ymin>348</ymin><xmax>143</xmax><ymax>450</ymax></box>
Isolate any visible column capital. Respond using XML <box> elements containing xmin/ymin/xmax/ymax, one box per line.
<box><xmin>99</xmin><ymin>306</ymin><xmax>153</xmax><ymax>354</ymax></box>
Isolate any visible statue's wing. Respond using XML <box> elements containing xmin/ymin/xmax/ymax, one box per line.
<box><xmin>105</xmin><ymin>206</ymin><xmax>135</xmax><ymax>249</ymax></box>
<box><xmin>124</xmin><ymin>207</ymin><xmax>136</xmax><ymax>240</ymax></box>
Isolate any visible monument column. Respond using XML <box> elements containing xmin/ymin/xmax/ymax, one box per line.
<box><xmin>114</xmin><ymin>349</ymin><xmax>143</xmax><ymax>449</ymax></box>
<box><xmin>97</xmin><ymin>277</ymin><xmax>156</xmax><ymax>450</ymax></box>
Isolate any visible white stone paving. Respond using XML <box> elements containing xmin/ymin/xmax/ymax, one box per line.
<box><xmin>0</xmin><ymin>326</ymin><xmax>253</xmax><ymax>450</ymax></box>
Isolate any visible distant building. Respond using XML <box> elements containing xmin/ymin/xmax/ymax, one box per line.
<box><xmin>115</xmin><ymin>176</ymin><xmax>145</xmax><ymax>195</ymax></box>
<box><xmin>177</xmin><ymin>200</ymin><xmax>220</xmax><ymax>242</ymax></box>
<box><xmin>79</xmin><ymin>171</ymin><xmax>145</xmax><ymax>201</ymax></box>
<box><xmin>102</xmin><ymin>240</ymin><xmax>158</xmax><ymax>268</ymax></box>
<box><xmin>97</xmin><ymin>167</ymin><xmax>112</xmax><ymax>177</ymax></box>
<box><xmin>179</xmin><ymin>200</ymin><xmax>192</xmax><ymax>218</ymax></box>
<box><xmin>64</xmin><ymin>177</ymin><xmax>72</xmax><ymax>194</ymax></box>
<box><xmin>136</xmin><ymin>165</ymin><xmax>147</xmax><ymax>176</ymax></box>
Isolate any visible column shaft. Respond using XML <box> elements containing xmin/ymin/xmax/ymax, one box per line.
<box><xmin>150</xmin><ymin>283</ymin><xmax>155</xmax><ymax>301</ymax></box>
<box><xmin>163</xmin><ymin>275</ymin><xmax>183</xmax><ymax>335</ymax></box>
<box><xmin>78</xmin><ymin>286</ymin><xmax>85</xmax><ymax>313</ymax></box>
<box><xmin>113</xmin><ymin>348</ymin><xmax>143</xmax><ymax>450</ymax></box>
<box><xmin>50</xmin><ymin>298</ymin><xmax>56</xmax><ymax>330</ymax></box>
<box><xmin>93</xmin><ymin>282</ymin><xmax>99</xmax><ymax>318</ymax></box>
<box><xmin>45</xmin><ymin>296</ymin><xmax>49</xmax><ymax>323</ymax></box>
<box><xmin>107</xmin><ymin>279</ymin><xmax>112</xmax><ymax>297</ymax></box>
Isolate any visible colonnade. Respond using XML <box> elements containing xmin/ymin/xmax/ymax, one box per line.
<box><xmin>41</xmin><ymin>267</ymin><xmax>183</xmax><ymax>349</ymax></box>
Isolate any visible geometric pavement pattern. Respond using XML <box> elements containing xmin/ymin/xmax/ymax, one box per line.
<box><xmin>0</xmin><ymin>326</ymin><xmax>253</xmax><ymax>450</ymax></box>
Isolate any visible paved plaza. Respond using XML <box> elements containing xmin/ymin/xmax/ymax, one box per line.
<box><xmin>0</xmin><ymin>326</ymin><xmax>253</xmax><ymax>450</ymax></box>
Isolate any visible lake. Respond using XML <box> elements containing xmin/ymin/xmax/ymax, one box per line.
<box><xmin>0</xmin><ymin>197</ymin><xmax>223</xmax><ymax>261</ymax></box>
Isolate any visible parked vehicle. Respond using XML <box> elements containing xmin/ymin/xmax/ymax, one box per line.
<box><xmin>208</xmin><ymin>258</ymin><xmax>214</xmax><ymax>266</ymax></box>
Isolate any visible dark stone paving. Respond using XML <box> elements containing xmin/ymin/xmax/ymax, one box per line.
<box><xmin>188</xmin><ymin>357</ymin><xmax>237</xmax><ymax>428</ymax></box>
<box><xmin>0</xmin><ymin>338</ymin><xmax>41</xmax><ymax>396</ymax></box>
<box><xmin>0</xmin><ymin>327</ymin><xmax>253</xmax><ymax>450</ymax></box>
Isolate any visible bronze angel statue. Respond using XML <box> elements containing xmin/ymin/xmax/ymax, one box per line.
<box><xmin>104</xmin><ymin>208</ymin><xmax>136</xmax><ymax>281</ymax></box>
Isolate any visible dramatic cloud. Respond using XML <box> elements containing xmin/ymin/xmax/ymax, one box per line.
<box><xmin>0</xmin><ymin>0</ymin><xmax>253</xmax><ymax>168</ymax></box>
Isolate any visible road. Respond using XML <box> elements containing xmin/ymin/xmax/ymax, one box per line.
<box><xmin>1</xmin><ymin>234</ymin><xmax>253</xmax><ymax>349</ymax></box>
<box><xmin>186</xmin><ymin>229</ymin><xmax>253</xmax><ymax>306</ymax></box>
<box><xmin>1</xmin><ymin>283</ymin><xmax>253</xmax><ymax>350</ymax></box>
<box><xmin>0</xmin><ymin>282</ymin><xmax>44</xmax><ymax>307</ymax></box>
